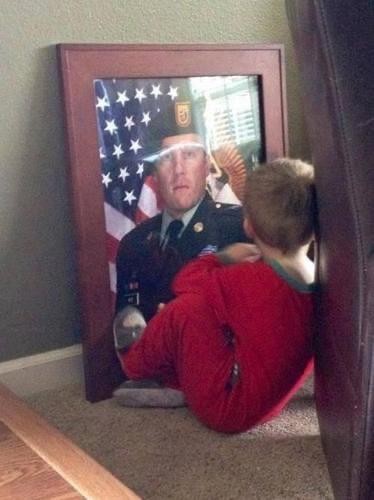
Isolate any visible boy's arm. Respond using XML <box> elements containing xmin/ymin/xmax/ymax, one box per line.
<box><xmin>216</xmin><ymin>243</ymin><xmax>261</xmax><ymax>265</ymax></box>
<box><xmin>172</xmin><ymin>243</ymin><xmax>261</xmax><ymax>295</ymax></box>
<box><xmin>172</xmin><ymin>253</ymin><xmax>221</xmax><ymax>295</ymax></box>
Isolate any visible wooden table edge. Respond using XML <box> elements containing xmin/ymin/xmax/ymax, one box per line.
<box><xmin>0</xmin><ymin>383</ymin><xmax>140</xmax><ymax>499</ymax></box>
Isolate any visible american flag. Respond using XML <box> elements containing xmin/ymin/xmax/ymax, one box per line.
<box><xmin>94</xmin><ymin>77</ymin><xmax>189</xmax><ymax>298</ymax></box>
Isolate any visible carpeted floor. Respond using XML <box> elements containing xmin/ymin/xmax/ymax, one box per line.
<box><xmin>27</xmin><ymin>377</ymin><xmax>333</xmax><ymax>499</ymax></box>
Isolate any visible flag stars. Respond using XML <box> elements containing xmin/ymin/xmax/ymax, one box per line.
<box><xmin>118</xmin><ymin>167</ymin><xmax>130</xmax><ymax>182</ymax></box>
<box><xmin>124</xmin><ymin>190</ymin><xmax>137</xmax><ymax>205</ymax></box>
<box><xmin>104</xmin><ymin>119</ymin><xmax>118</xmax><ymax>135</ymax></box>
<box><xmin>129</xmin><ymin>138</ymin><xmax>142</xmax><ymax>154</ymax></box>
<box><xmin>134</xmin><ymin>87</ymin><xmax>147</xmax><ymax>103</ymax></box>
<box><xmin>116</xmin><ymin>90</ymin><xmax>130</xmax><ymax>106</ymax></box>
<box><xmin>113</xmin><ymin>144</ymin><xmax>124</xmax><ymax>160</ymax></box>
<box><xmin>150</xmin><ymin>84</ymin><xmax>163</xmax><ymax>99</ymax></box>
<box><xmin>124</xmin><ymin>115</ymin><xmax>135</xmax><ymax>131</ymax></box>
<box><xmin>102</xmin><ymin>172</ymin><xmax>112</xmax><ymax>188</ymax></box>
<box><xmin>167</xmin><ymin>86</ymin><xmax>178</xmax><ymax>100</ymax></box>
<box><xmin>141</xmin><ymin>111</ymin><xmax>151</xmax><ymax>126</ymax></box>
<box><xmin>96</xmin><ymin>95</ymin><xmax>110</xmax><ymax>112</ymax></box>
<box><xmin>99</xmin><ymin>147</ymin><xmax>106</xmax><ymax>159</ymax></box>
<box><xmin>136</xmin><ymin>163</ymin><xmax>144</xmax><ymax>176</ymax></box>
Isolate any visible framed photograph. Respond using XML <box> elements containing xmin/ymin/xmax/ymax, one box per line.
<box><xmin>57</xmin><ymin>44</ymin><xmax>288</xmax><ymax>402</ymax></box>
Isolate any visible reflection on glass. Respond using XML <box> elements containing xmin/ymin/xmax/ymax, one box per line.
<box><xmin>94</xmin><ymin>76</ymin><xmax>263</xmax><ymax>295</ymax></box>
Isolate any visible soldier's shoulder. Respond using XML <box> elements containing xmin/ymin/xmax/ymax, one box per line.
<box><xmin>119</xmin><ymin>214</ymin><xmax>161</xmax><ymax>245</ymax></box>
<box><xmin>210</xmin><ymin>201</ymin><xmax>243</xmax><ymax>219</ymax></box>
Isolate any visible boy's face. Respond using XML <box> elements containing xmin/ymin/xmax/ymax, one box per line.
<box><xmin>154</xmin><ymin>133</ymin><xmax>209</xmax><ymax>218</ymax></box>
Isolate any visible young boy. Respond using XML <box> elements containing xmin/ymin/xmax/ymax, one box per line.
<box><xmin>114</xmin><ymin>158</ymin><xmax>317</xmax><ymax>433</ymax></box>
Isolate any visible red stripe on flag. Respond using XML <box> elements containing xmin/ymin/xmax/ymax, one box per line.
<box><xmin>106</xmin><ymin>232</ymin><xmax>120</xmax><ymax>264</ymax></box>
<box><xmin>135</xmin><ymin>207</ymin><xmax>150</xmax><ymax>224</ymax></box>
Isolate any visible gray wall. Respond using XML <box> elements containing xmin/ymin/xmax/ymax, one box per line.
<box><xmin>0</xmin><ymin>0</ymin><xmax>309</xmax><ymax>362</ymax></box>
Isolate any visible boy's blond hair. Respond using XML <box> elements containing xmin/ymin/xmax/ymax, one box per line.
<box><xmin>243</xmin><ymin>158</ymin><xmax>316</xmax><ymax>254</ymax></box>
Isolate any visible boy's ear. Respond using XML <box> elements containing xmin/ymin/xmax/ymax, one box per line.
<box><xmin>243</xmin><ymin>217</ymin><xmax>255</xmax><ymax>238</ymax></box>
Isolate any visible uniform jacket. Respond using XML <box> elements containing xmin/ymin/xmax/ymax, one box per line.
<box><xmin>115</xmin><ymin>193</ymin><xmax>247</xmax><ymax>320</ymax></box>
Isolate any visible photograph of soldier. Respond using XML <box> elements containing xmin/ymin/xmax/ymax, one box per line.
<box><xmin>113</xmin><ymin>81</ymin><xmax>253</xmax><ymax>348</ymax></box>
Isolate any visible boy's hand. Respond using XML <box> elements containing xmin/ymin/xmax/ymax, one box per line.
<box><xmin>217</xmin><ymin>243</ymin><xmax>262</xmax><ymax>265</ymax></box>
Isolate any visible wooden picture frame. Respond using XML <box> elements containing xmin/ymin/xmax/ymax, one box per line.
<box><xmin>57</xmin><ymin>44</ymin><xmax>288</xmax><ymax>402</ymax></box>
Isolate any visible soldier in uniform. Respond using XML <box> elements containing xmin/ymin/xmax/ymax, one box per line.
<box><xmin>114</xmin><ymin>82</ymin><xmax>249</xmax><ymax>348</ymax></box>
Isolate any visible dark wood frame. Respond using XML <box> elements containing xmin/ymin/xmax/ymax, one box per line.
<box><xmin>57</xmin><ymin>43</ymin><xmax>288</xmax><ymax>402</ymax></box>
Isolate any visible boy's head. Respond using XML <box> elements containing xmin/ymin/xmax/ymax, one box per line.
<box><xmin>243</xmin><ymin>158</ymin><xmax>316</xmax><ymax>254</ymax></box>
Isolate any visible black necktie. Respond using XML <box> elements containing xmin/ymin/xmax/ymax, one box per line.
<box><xmin>165</xmin><ymin>219</ymin><xmax>184</xmax><ymax>248</ymax></box>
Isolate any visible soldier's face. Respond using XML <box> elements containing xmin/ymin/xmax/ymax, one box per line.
<box><xmin>154</xmin><ymin>133</ymin><xmax>209</xmax><ymax>218</ymax></box>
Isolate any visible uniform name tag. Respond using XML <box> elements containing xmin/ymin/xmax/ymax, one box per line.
<box><xmin>123</xmin><ymin>292</ymin><xmax>140</xmax><ymax>306</ymax></box>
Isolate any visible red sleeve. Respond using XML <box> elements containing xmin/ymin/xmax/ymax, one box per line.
<box><xmin>172</xmin><ymin>254</ymin><xmax>223</xmax><ymax>296</ymax></box>
<box><xmin>172</xmin><ymin>254</ymin><xmax>264</xmax><ymax>328</ymax></box>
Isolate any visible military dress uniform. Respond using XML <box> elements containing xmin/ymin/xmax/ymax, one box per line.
<box><xmin>115</xmin><ymin>193</ymin><xmax>248</xmax><ymax>321</ymax></box>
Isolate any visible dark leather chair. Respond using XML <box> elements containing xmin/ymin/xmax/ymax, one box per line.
<box><xmin>286</xmin><ymin>1</ymin><xmax>374</xmax><ymax>498</ymax></box>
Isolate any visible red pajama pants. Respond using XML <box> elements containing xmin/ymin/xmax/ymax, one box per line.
<box><xmin>120</xmin><ymin>291</ymin><xmax>312</xmax><ymax>433</ymax></box>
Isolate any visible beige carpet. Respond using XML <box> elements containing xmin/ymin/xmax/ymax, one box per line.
<box><xmin>27</xmin><ymin>377</ymin><xmax>333</xmax><ymax>499</ymax></box>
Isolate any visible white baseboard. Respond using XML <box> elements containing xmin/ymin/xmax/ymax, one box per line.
<box><xmin>0</xmin><ymin>344</ymin><xmax>84</xmax><ymax>397</ymax></box>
